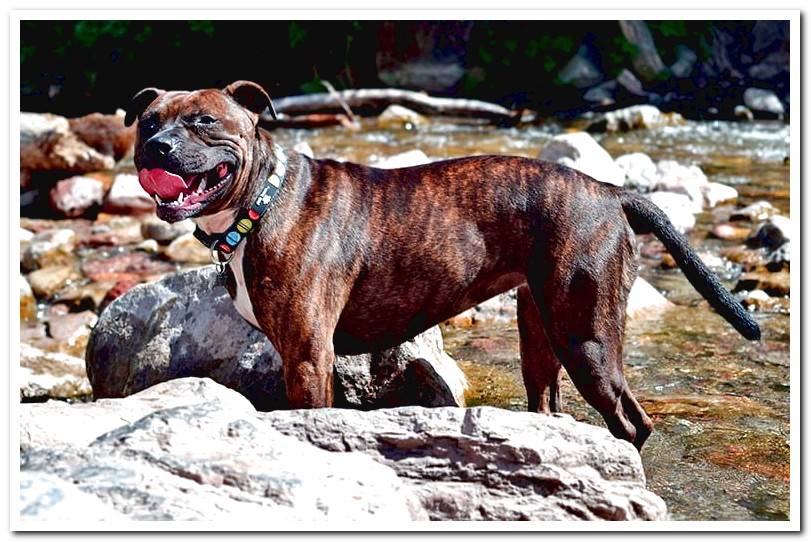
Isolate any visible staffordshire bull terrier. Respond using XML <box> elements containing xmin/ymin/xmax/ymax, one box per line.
<box><xmin>125</xmin><ymin>81</ymin><xmax>760</xmax><ymax>449</ymax></box>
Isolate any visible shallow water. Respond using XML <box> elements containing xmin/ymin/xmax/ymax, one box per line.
<box><xmin>272</xmin><ymin>118</ymin><xmax>790</xmax><ymax>521</ymax></box>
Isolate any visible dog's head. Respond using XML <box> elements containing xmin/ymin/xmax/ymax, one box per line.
<box><xmin>126</xmin><ymin>81</ymin><xmax>276</xmax><ymax>222</ymax></box>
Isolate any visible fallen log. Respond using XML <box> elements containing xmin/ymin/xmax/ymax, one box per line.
<box><xmin>263</xmin><ymin>113</ymin><xmax>357</xmax><ymax>130</ymax></box>
<box><xmin>265</xmin><ymin>88</ymin><xmax>522</xmax><ymax>125</ymax></box>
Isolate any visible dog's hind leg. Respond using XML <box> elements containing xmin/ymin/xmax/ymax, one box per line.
<box><xmin>517</xmin><ymin>284</ymin><xmax>563</xmax><ymax>413</ymax></box>
<box><xmin>526</xmin><ymin>230</ymin><xmax>653</xmax><ymax>449</ymax></box>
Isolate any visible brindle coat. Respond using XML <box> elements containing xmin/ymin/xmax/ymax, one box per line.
<box><xmin>128</xmin><ymin>82</ymin><xmax>760</xmax><ymax>449</ymax></box>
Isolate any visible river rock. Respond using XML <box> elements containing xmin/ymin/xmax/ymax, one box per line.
<box><xmin>743</xmin><ymin>88</ymin><xmax>785</xmax><ymax>119</ymax></box>
<box><xmin>21</xmin><ymin>229</ymin><xmax>77</xmax><ymax>272</ymax></box>
<box><xmin>710</xmin><ymin>223</ymin><xmax>751</xmax><ymax>242</ymax></box>
<box><xmin>767</xmin><ymin>241</ymin><xmax>790</xmax><ymax>270</ymax></box>
<box><xmin>738</xmin><ymin>289</ymin><xmax>788</xmax><ymax>313</ymax></box>
<box><xmin>20</xmin><ymin>112</ymin><xmax>115</xmax><ymax>189</ymax></box>
<box><xmin>730</xmin><ymin>200</ymin><xmax>779</xmax><ymax>222</ymax></box>
<box><xmin>52</xmin><ymin>281</ymin><xmax>115</xmax><ymax>312</ymax></box>
<box><xmin>67</xmin><ymin>111</ymin><xmax>135</xmax><ymax>161</ymax></box>
<box><xmin>20</xmin><ymin>343</ymin><xmax>92</xmax><ymax>400</ymax></box>
<box><xmin>20</xmin><ymin>380</ymin><xmax>426</xmax><ymax>522</ymax></box>
<box><xmin>48</xmin><ymin>176</ymin><xmax>104</xmax><ymax>218</ymax></box>
<box><xmin>82</xmin><ymin>215</ymin><xmax>144</xmax><ymax>247</ymax></box>
<box><xmin>44</xmin><ymin>311</ymin><xmax>98</xmax><ymax>358</ymax></box>
<box><xmin>618</xmin><ymin>20</ymin><xmax>669</xmax><ymax>82</ymax></box>
<box><xmin>377</xmin><ymin>105</ymin><xmax>427</xmax><ymax>130</ymax></box>
<box><xmin>27</xmin><ymin>266</ymin><xmax>81</xmax><ymax>299</ymax></box>
<box><xmin>615</xmin><ymin>152</ymin><xmax>658</xmax><ymax>191</ymax></box>
<box><xmin>700</xmin><ymin>182</ymin><xmax>738</xmax><ymax>207</ymax></box>
<box><xmin>746</xmin><ymin>216</ymin><xmax>790</xmax><ymax>250</ymax></box>
<box><xmin>165</xmin><ymin>232</ymin><xmax>211</xmax><ymax>264</ymax></box>
<box><xmin>670</xmin><ymin>45</ymin><xmax>698</xmax><ymax>79</ymax></box>
<box><xmin>102</xmin><ymin>173</ymin><xmax>156</xmax><ymax>215</ymax></box>
<box><xmin>583</xmin><ymin>80</ymin><xmax>617</xmax><ymax>106</ymax></box>
<box><xmin>626</xmin><ymin>277</ymin><xmax>672</xmax><ymax>319</ymax></box>
<box><xmin>588</xmin><ymin>105</ymin><xmax>683</xmax><ymax>133</ymax></box>
<box><xmin>20</xmin><ymin>275</ymin><xmax>37</xmax><ymax>322</ymax></box>
<box><xmin>371</xmin><ymin>149</ymin><xmax>431</xmax><ymax>169</ymax></box>
<box><xmin>748</xmin><ymin>50</ymin><xmax>790</xmax><ymax>81</ymax></box>
<box><xmin>558</xmin><ymin>47</ymin><xmax>603</xmax><ymax>89</ymax></box>
<box><xmin>86</xmin><ymin>266</ymin><xmax>467</xmax><ymax>410</ymax></box>
<box><xmin>646</xmin><ymin>191</ymin><xmax>696</xmax><ymax>233</ymax></box>
<box><xmin>734</xmin><ymin>269</ymin><xmax>790</xmax><ymax>297</ymax></box>
<box><xmin>267</xmin><ymin>405</ymin><xmax>667</xmax><ymax>520</ymax></box>
<box><xmin>292</xmin><ymin>141</ymin><xmax>314</xmax><ymax>158</ymax></box>
<box><xmin>734</xmin><ymin>105</ymin><xmax>755</xmax><ymax>122</ymax></box>
<box><xmin>652</xmin><ymin>160</ymin><xmax>708</xmax><ymax>212</ymax></box>
<box><xmin>538</xmin><ymin>132</ymin><xmax>624</xmax><ymax>187</ymax></box>
<box><xmin>81</xmin><ymin>252</ymin><xmax>174</xmax><ymax>283</ymax></box>
<box><xmin>616</xmin><ymin>68</ymin><xmax>646</xmax><ymax>97</ymax></box>
<box><xmin>446</xmin><ymin>290</ymin><xmax>517</xmax><ymax>327</ymax></box>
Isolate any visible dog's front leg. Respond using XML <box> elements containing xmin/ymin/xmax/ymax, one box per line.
<box><xmin>276</xmin><ymin>336</ymin><xmax>336</xmax><ymax>409</ymax></box>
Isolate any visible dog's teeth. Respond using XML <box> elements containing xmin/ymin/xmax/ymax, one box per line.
<box><xmin>155</xmin><ymin>195</ymin><xmax>162</xmax><ymax>204</ymax></box>
<box><xmin>199</xmin><ymin>178</ymin><xmax>207</xmax><ymax>193</ymax></box>
<box><xmin>175</xmin><ymin>193</ymin><xmax>184</xmax><ymax>205</ymax></box>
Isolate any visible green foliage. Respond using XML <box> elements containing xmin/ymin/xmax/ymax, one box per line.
<box><xmin>73</xmin><ymin>21</ymin><xmax>129</xmax><ymax>48</ymax></box>
<box><xmin>288</xmin><ymin>21</ymin><xmax>307</xmax><ymax>49</ymax></box>
<box><xmin>651</xmin><ymin>20</ymin><xmax>687</xmax><ymax>38</ymax></box>
<box><xmin>188</xmin><ymin>21</ymin><xmax>215</xmax><ymax>37</ymax></box>
<box><xmin>300</xmin><ymin>77</ymin><xmax>324</xmax><ymax>94</ymax></box>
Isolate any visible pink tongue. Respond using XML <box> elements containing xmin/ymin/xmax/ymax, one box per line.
<box><xmin>138</xmin><ymin>168</ymin><xmax>190</xmax><ymax>200</ymax></box>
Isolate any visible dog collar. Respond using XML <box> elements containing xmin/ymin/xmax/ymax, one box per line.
<box><xmin>193</xmin><ymin>144</ymin><xmax>288</xmax><ymax>267</ymax></box>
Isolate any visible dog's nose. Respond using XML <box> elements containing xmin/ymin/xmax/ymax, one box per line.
<box><xmin>146</xmin><ymin>132</ymin><xmax>176</xmax><ymax>157</ymax></box>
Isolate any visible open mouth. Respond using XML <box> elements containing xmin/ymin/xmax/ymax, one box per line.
<box><xmin>138</xmin><ymin>162</ymin><xmax>234</xmax><ymax>212</ymax></box>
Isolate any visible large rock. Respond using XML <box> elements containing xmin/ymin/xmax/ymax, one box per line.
<box><xmin>626</xmin><ymin>277</ymin><xmax>672</xmax><ymax>319</ymax></box>
<box><xmin>20</xmin><ymin>472</ymin><xmax>125</xmax><ymax>521</ymax></box>
<box><xmin>652</xmin><ymin>160</ymin><xmax>708</xmax><ymax>213</ymax></box>
<box><xmin>20</xmin><ymin>378</ymin><xmax>665</xmax><ymax>521</ymax></box>
<box><xmin>743</xmin><ymin>88</ymin><xmax>785</xmax><ymax>118</ymax></box>
<box><xmin>588</xmin><ymin>105</ymin><xmax>683</xmax><ymax>133</ymax></box>
<box><xmin>538</xmin><ymin>132</ymin><xmax>625</xmax><ymax>187</ymax></box>
<box><xmin>21</xmin><ymin>229</ymin><xmax>77</xmax><ymax>272</ymax></box>
<box><xmin>141</xmin><ymin>215</ymin><xmax>196</xmax><ymax>244</ymax></box>
<box><xmin>27</xmin><ymin>265</ymin><xmax>81</xmax><ymax>299</ymax></box>
<box><xmin>80</xmin><ymin>252</ymin><xmax>174</xmax><ymax>283</ymax></box>
<box><xmin>370</xmin><ymin>149</ymin><xmax>431</xmax><ymax>169</ymax></box>
<box><xmin>669</xmin><ymin>45</ymin><xmax>698</xmax><ymax>79</ymax></box>
<box><xmin>267</xmin><ymin>405</ymin><xmax>667</xmax><ymax>520</ymax></box>
<box><xmin>20</xmin><ymin>379</ymin><xmax>426</xmax><ymax>522</ymax></box>
<box><xmin>20</xmin><ymin>343</ymin><xmax>92</xmax><ymax>401</ymax></box>
<box><xmin>102</xmin><ymin>173</ymin><xmax>156</xmax><ymax>215</ymax></box>
<box><xmin>67</xmin><ymin>111</ymin><xmax>135</xmax><ymax>161</ymax></box>
<box><xmin>165</xmin><ymin>232</ymin><xmax>211</xmax><ymax>264</ymax></box>
<box><xmin>20</xmin><ymin>112</ymin><xmax>115</xmax><ymax>188</ymax></box>
<box><xmin>86</xmin><ymin>266</ymin><xmax>467</xmax><ymax>410</ymax></box>
<box><xmin>730</xmin><ymin>200</ymin><xmax>779</xmax><ymax>222</ymax></box>
<box><xmin>747</xmin><ymin>216</ymin><xmax>791</xmax><ymax>250</ymax></box>
<box><xmin>618</xmin><ymin>20</ymin><xmax>669</xmax><ymax>82</ymax></box>
<box><xmin>615</xmin><ymin>152</ymin><xmax>658</xmax><ymax>191</ymax></box>
<box><xmin>558</xmin><ymin>47</ymin><xmax>603</xmax><ymax>89</ymax></box>
<box><xmin>48</xmin><ymin>175</ymin><xmax>104</xmax><ymax>218</ymax></box>
<box><xmin>700</xmin><ymin>182</ymin><xmax>738</xmax><ymax>207</ymax></box>
<box><xmin>646</xmin><ymin>191</ymin><xmax>696</xmax><ymax>233</ymax></box>
<box><xmin>20</xmin><ymin>275</ymin><xmax>37</xmax><ymax>322</ymax></box>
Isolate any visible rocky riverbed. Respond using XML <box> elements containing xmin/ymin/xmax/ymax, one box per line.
<box><xmin>18</xmin><ymin>104</ymin><xmax>790</xmax><ymax>522</ymax></box>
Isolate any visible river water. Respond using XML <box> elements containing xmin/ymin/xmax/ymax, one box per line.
<box><xmin>270</xmin><ymin>118</ymin><xmax>790</xmax><ymax>521</ymax></box>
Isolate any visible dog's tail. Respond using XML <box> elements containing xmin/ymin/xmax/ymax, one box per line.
<box><xmin>619</xmin><ymin>191</ymin><xmax>761</xmax><ymax>341</ymax></box>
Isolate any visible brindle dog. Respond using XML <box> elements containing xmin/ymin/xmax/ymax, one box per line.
<box><xmin>126</xmin><ymin>81</ymin><xmax>760</xmax><ymax>449</ymax></box>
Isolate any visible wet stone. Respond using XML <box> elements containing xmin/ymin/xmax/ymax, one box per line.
<box><xmin>81</xmin><ymin>252</ymin><xmax>175</xmax><ymax>283</ymax></box>
<box><xmin>27</xmin><ymin>266</ymin><xmax>81</xmax><ymax>299</ymax></box>
<box><xmin>141</xmin><ymin>215</ymin><xmax>195</xmax><ymax>244</ymax></box>
<box><xmin>48</xmin><ymin>175</ymin><xmax>104</xmax><ymax>218</ymax></box>
<box><xmin>165</xmin><ymin>233</ymin><xmax>211</xmax><ymax>264</ymax></box>
<box><xmin>710</xmin><ymin>223</ymin><xmax>751</xmax><ymax>242</ymax></box>
<box><xmin>734</xmin><ymin>269</ymin><xmax>790</xmax><ymax>297</ymax></box>
<box><xmin>730</xmin><ymin>201</ymin><xmax>779</xmax><ymax>222</ymax></box>
<box><xmin>21</xmin><ymin>229</ymin><xmax>77</xmax><ymax>272</ymax></box>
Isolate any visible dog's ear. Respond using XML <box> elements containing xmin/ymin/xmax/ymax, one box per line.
<box><xmin>124</xmin><ymin>87</ymin><xmax>163</xmax><ymax>127</ymax></box>
<box><xmin>224</xmin><ymin>80</ymin><xmax>276</xmax><ymax>119</ymax></box>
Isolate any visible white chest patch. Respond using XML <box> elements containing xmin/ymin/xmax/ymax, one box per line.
<box><xmin>193</xmin><ymin>210</ymin><xmax>260</xmax><ymax>328</ymax></box>
<box><xmin>228</xmin><ymin>242</ymin><xmax>260</xmax><ymax>328</ymax></box>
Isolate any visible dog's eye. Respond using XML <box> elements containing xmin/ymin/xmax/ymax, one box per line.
<box><xmin>139</xmin><ymin>116</ymin><xmax>159</xmax><ymax>136</ymax></box>
<box><xmin>196</xmin><ymin>115</ymin><xmax>218</xmax><ymax>125</ymax></box>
